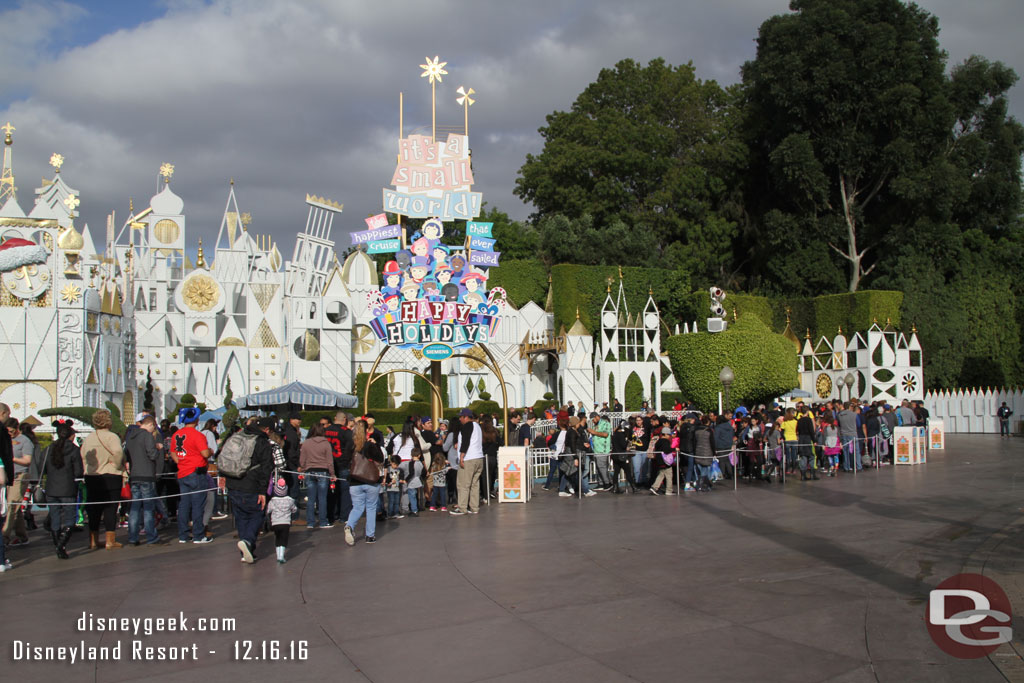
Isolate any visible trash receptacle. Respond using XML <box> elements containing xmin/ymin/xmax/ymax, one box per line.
<box><xmin>497</xmin><ymin>446</ymin><xmax>529</xmax><ymax>503</ymax></box>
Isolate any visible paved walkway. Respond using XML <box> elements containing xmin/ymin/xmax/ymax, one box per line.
<box><xmin>1</xmin><ymin>435</ymin><xmax>1023</xmax><ymax>682</ymax></box>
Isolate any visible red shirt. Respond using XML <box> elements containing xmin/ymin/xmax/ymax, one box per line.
<box><xmin>172</xmin><ymin>426</ymin><xmax>209</xmax><ymax>478</ymax></box>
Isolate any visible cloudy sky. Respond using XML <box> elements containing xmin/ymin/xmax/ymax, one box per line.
<box><xmin>1</xmin><ymin>0</ymin><xmax>1021</xmax><ymax>253</ymax></box>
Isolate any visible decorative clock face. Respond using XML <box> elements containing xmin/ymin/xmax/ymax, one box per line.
<box><xmin>644</xmin><ymin>312</ymin><xmax>659</xmax><ymax>329</ymax></box>
<box><xmin>602</xmin><ymin>311</ymin><xmax>617</xmax><ymax>328</ymax></box>
<box><xmin>2</xmin><ymin>263</ymin><xmax>51</xmax><ymax>300</ymax></box>
<box><xmin>815</xmin><ymin>373</ymin><xmax>833</xmax><ymax>399</ymax></box>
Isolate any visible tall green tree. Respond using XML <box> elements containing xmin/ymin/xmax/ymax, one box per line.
<box><xmin>515</xmin><ymin>58</ymin><xmax>745</xmax><ymax>283</ymax></box>
<box><xmin>741</xmin><ymin>0</ymin><xmax>950</xmax><ymax>292</ymax></box>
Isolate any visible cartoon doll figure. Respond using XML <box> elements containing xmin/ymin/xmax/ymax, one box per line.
<box><xmin>408</xmin><ymin>256</ymin><xmax>431</xmax><ymax>284</ymax></box>
<box><xmin>431</xmin><ymin>243</ymin><xmax>450</xmax><ymax>269</ymax></box>
<box><xmin>449</xmin><ymin>252</ymin><xmax>467</xmax><ymax>281</ymax></box>
<box><xmin>421</xmin><ymin>218</ymin><xmax>444</xmax><ymax>248</ymax></box>
<box><xmin>411</xmin><ymin>237</ymin><xmax>431</xmax><ymax>260</ymax></box>
<box><xmin>463</xmin><ymin>291</ymin><xmax>484</xmax><ymax>309</ymax></box>
<box><xmin>381</xmin><ymin>260</ymin><xmax>403</xmax><ymax>298</ymax></box>
<box><xmin>384</xmin><ymin>293</ymin><xmax>401</xmax><ymax>314</ymax></box>
<box><xmin>435</xmin><ymin>264</ymin><xmax>453</xmax><ymax>288</ymax></box>
<box><xmin>442</xmin><ymin>283</ymin><xmax>460</xmax><ymax>302</ymax></box>
<box><xmin>400</xmin><ymin>280</ymin><xmax>421</xmax><ymax>303</ymax></box>
<box><xmin>461</xmin><ymin>271</ymin><xmax>487</xmax><ymax>299</ymax></box>
<box><xmin>421</xmin><ymin>278</ymin><xmax>441</xmax><ymax>300</ymax></box>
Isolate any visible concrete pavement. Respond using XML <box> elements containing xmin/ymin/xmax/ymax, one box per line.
<box><xmin>1</xmin><ymin>435</ymin><xmax>1022</xmax><ymax>682</ymax></box>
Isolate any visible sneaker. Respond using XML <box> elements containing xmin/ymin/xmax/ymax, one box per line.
<box><xmin>649</xmin><ymin>488</ymin><xmax>661</xmax><ymax>496</ymax></box>
<box><xmin>178</xmin><ymin>539</ymin><xmax>190</xmax><ymax>544</ymax></box>
<box><xmin>365</xmin><ymin>536</ymin><xmax>376</xmax><ymax>544</ymax></box>
<box><xmin>584</xmin><ymin>490</ymin><xmax>597</xmax><ymax>497</ymax></box>
<box><xmin>237</xmin><ymin>540</ymin><xmax>254</xmax><ymax>563</ymax></box>
<box><xmin>542</xmin><ymin>486</ymin><xmax>550</xmax><ymax>491</ymax></box>
<box><xmin>8</xmin><ymin>538</ymin><xmax>28</xmax><ymax>547</ymax></box>
<box><xmin>558</xmin><ymin>491</ymin><xmax>572</xmax><ymax>497</ymax></box>
<box><xmin>211</xmin><ymin>512</ymin><xmax>229</xmax><ymax>521</ymax></box>
<box><xmin>343</xmin><ymin>525</ymin><xmax>355</xmax><ymax>546</ymax></box>
<box><xmin>440</xmin><ymin>506</ymin><xmax>447</xmax><ymax>511</ymax></box>
<box><xmin>467</xmin><ymin>509</ymin><xmax>479</xmax><ymax>514</ymax></box>
<box><xmin>408</xmin><ymin>512</ymin><xmax>419</xmax><ymax>517</ymax></box>
<box><xmin>393</xmin><ymin>514</ymin><xmax>405</xmax><ymax>520</ymax></box>
<box><xmin>193</xmin><ymin>537</ymin><xmax>213</xmax><ymax>544</ymax></box>
<box><xmin>277</xmin><ymin>558</ymin><xmax>286</xmax><ymax>564</ymax></box>
<box><xmin>449</xmin><ymin>509</ymin><xmax>466</xmax><ymax>516</ymax></box>
<box><xmin>0</xmin><ymin>560</ymin><xmax>12</xmax><ymax>572</ymax></box>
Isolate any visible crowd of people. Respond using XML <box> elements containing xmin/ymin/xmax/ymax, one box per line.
<box><xmin>0</xmin><ymin>394</ymin><xmax>948</xmax><ymax>570</ymax></box>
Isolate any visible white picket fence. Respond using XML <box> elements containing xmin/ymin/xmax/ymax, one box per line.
<box><xmin>924</xmin><ymin>388</ymin><xmax>1022</xmax><ymax>434</ymax></box>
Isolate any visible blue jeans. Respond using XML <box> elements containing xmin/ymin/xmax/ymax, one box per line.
<box><xmin>305</xmin><ymin>472</ymin><xmax>330</xmax><ymax>527</ymax></box>
<box><xmin>406</xmin><ymin>487</ymin><xmax>419</xmax><ymax>513</ymax></box>
<box><xmin>386</xmin><ymin>491</ymin><xmax>401</xmax><ymax>517</ymax></box>
<box><xmin>229</xmin><ymin>490</ymin><xmax>264</xmax><ymax>552</ymax></box>
<box><xmin>631</xmin><ymin>452</ymin><xmax>645</xmax><ymax>483</ymax></box>
<box><xmin>346</xmin><ymin>484</ymin><xmax>379</xmax><ymax>539</ymax></box>
<box><xmin>430</xmin><ymin>486</ymin><xmax>446</xmax><ymax>508</ymax></box>
<box><xmin>177</xmin><ymin>472</ymin><xmax>208</xmax><ymax>541</ymax></box>
<box><xmin>545</xmin><ymin>458</ymin><xmax>560</xmax><ymax>488</ymax></box>
<box><xmin>128</xmin><ymin>482</ymin><xmax>158</xmax><ymax>544</ymax></box>
<box><xmin>684</xmin><ymin>454</ymin><xmax>696</xmax><ymax>484</ymax></box>
<box><xmin>840</xmin><ymin>435</ymin><xmax>858</xmax><ymax>470</ymax></box>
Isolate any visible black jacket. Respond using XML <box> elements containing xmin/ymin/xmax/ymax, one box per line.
<box><xmin>0</xmin><ymin>427</ymin><xmax>12</xmax><ymax>484</ymax></box>
<box><xmin>282</xmin><ymin>424</ymin><xmax>301</xmax><ymax>469</ymax></box>
<box><xmin>224</xmin><ymin>426</ymin><xmax>274</xmax><ymax>495</ymax></box>
<box><xmin>43</xmin><ymin>440</ymin><xmax>83</xmax><ymax>498</ymax></box>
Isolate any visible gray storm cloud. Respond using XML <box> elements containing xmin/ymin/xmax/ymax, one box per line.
<box><xmin>0</xmin><ymin>0</ymin><xmax>1020</xmax><ymax>248</ymax></box>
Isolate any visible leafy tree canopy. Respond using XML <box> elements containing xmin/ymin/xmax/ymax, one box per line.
<box><xmin>515</xmin><ymin>58</ymin><xmax>745</xmax><ymax>283</ymax></box>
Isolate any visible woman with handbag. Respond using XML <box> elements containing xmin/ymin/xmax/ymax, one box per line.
<box><xmin>344</xmin><ymin>419</ymin><xmax>384</xmax><ymax>546</ymax></box>
<box><xmin>80</xmin><ymin>410</ymin><xmax>126</xmax><ymax>549</ymax></box>
<box><xmin>43</xmin><ymin>420</ymin><xmax>83</xmax><ymax>558</ymax></box>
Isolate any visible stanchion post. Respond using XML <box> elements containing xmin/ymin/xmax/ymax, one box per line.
<box><xmin>484</xmin><ymin>455</ymin><xmax>490</xmax><ymax>505</ymax></box>
<box><xmin>733</xmin><ymin>447</ymin><xmax>737</xmax><ymax>491</ymax></box>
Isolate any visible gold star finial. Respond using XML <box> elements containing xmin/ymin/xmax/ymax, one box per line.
<box><xmin>575</xmin><ymin>306</ymin><xmax>580</xmax><ymax>320</ymax></box>
<box><xmin>49</xmin><ymin>153</ymin><xmax>64</xmax><ymax>172</ymax></box>
<box><xmin>456</xmin><ymin>86</ymin><xmax>475</xmax><ymax>107</ymax></box>
<box><xmin>196</xmin><ymin>238</ymin><xmax>206</xmax><ymax>269</ymax></box>
<box><xmin>419</xmin><ymin>56</ymin><xmax>448</xmax><ymax>85</ymax></box>
<box><xmin>240</xmin><ymin>212</ymin><xmax>252</xmax><ymax>227</ymax></box>
<box><xmin>159</xmin><ymin>162</ymin><xmax>174</xmax><ymax>182</ymax></box>
<box><xmin>1</xmin><ymin>122</ymin><xmax>14</xmax><ymax>144</ymax></box>
<box><xmin>63</xmin><ymin>193</ymin><xmax>80</xmax><ymax>214</ymax></box>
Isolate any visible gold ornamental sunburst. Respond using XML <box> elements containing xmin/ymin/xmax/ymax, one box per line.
<box><xmin>182</xmin><ymin>274</ymin><xmax>219</xmax><ymax>311</ymax></box>
<box><xmin>60</xmin><ymin>284</ymin><xmax>81</xmax><ymax>304</ymax></box>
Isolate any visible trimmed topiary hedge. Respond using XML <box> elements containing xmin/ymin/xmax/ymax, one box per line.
<box><xmin>486</xmin><ymin>258</ymin><xmax>550</xmax><ymax>309</ymax></box>
<box><xmin>354</xmin><ymin>371</ymin><xmax>390</xmax><ymax>409</ymax></box>
<box><xmin>40</xmin><ymin>406</ymin><xmax>128</xmax><ymax>437</ymax></box>
<box><xmin>549</xmin><ymin>264</ymin><xmax>690</xmax><ymax>334</ymax></box>
<box><xmin>664</xmin><ymin>315</ymin><xmax>799</xmax><ymax>412</ymax></box>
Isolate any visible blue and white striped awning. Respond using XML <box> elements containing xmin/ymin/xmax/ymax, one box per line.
<box><xmin>236</xmin><ymin>381</ymin><xmax>359</xmax><ymax>409</ymax></box>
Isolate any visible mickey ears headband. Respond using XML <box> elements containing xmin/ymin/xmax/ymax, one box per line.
<box><xmin>179</xmin><ymin>407</ymin><xmax>201</xmax><ymax>423</ymax></box>
<box><xmin>51</xmin><ymin>419</ymin><xmax>75</xmax><ymax>430</ymax></box>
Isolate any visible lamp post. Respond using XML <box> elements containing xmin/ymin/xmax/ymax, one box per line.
<box><xmin>719</xmin><ymin>366</ymin><xmax>734</xmax><ymax>414</ymax></box>
<box><xmin>844</xmin><ymin>372</ymin><xmax>856</xmax><ymax>402</ymax></box>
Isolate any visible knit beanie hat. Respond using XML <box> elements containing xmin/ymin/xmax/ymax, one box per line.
<box><xmin>273</xmin><ymin>478</ymin><xmax>287</xmax><ymax>497</ymax></box>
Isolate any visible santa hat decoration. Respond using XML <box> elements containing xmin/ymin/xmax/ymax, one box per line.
<box><xmin>0</xmin><ymin>237</ymin><xmax>47</xmax><ymax>273</ymax></box>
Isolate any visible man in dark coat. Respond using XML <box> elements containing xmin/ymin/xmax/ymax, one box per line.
<box><xmin>224</xmin><ymin>417</ymin><xmax>275</xmax><ymax>563</ymax></box>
